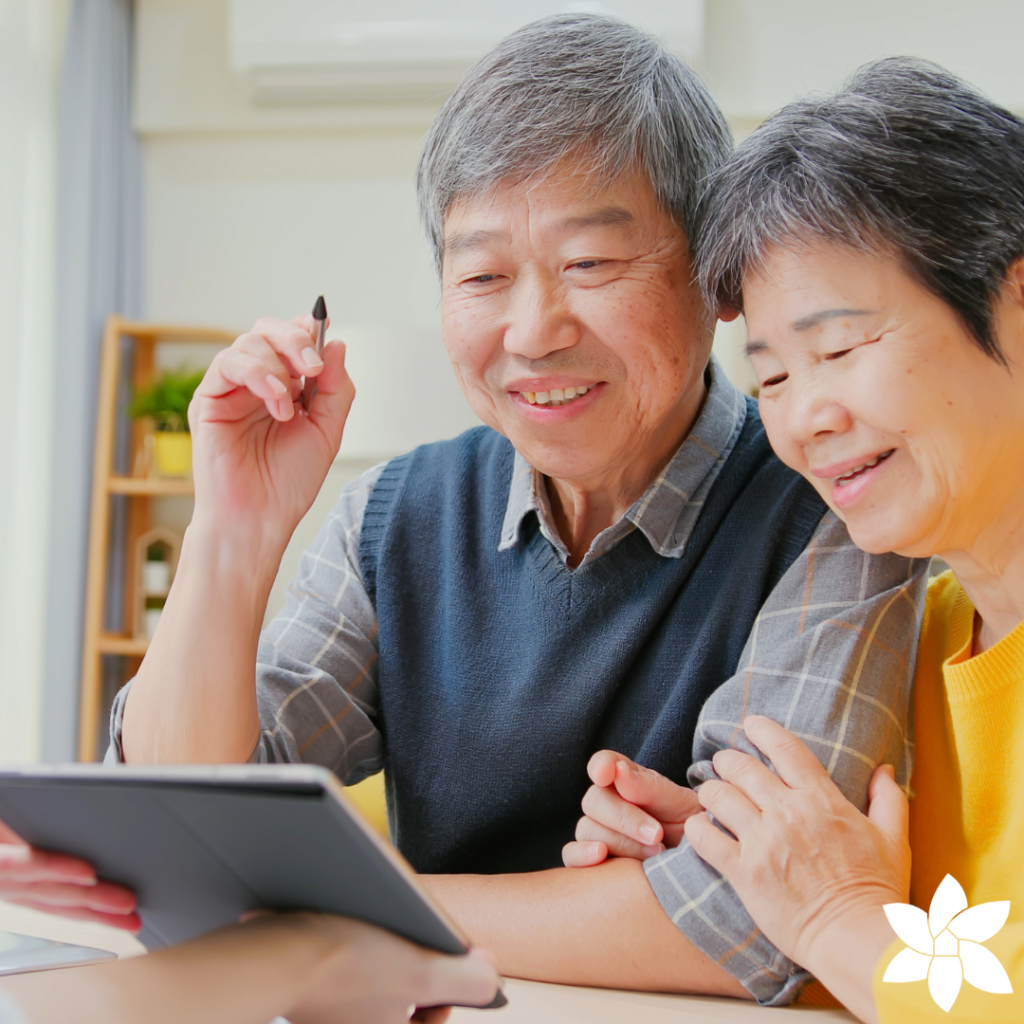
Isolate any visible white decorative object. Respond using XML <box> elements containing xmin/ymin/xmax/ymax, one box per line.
<box><xmin>144</xmin><ymin>608</ymin><xmax>163</xmax><ymax>641</ymax></box>
<box><xmin>133</xmin><ymin>527</ymin><xmax>182</xmax><ymax>641</ymax></box>
<box><xmin>142</xmin><ymin>560</ymin><xmax>172</xmax><ymax>597</ymax></box>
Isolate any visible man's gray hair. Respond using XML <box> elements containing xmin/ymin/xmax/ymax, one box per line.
<box><xmin>698</xmin><ymin>57</ymin><xmax>1024</xmax><ymax>362</ymax></box>
<box><xmin>416</xmin><ymin>13</ymin><xmax>731</xmax><ymax>272</ymax></box>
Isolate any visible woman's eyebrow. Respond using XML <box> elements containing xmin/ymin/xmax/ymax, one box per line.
<box><xmin>791</xmin><ymin>308</ymin><xmax>875</xmax><ymax>332</ymax></box>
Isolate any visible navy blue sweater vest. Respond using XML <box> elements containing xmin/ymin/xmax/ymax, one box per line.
<box><xmin>360</xmin><ymin>402</ymin><xmax>825</xmax><ymax>874</ymax></box>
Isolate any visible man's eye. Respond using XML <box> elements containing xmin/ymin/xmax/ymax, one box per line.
<box><xmin>468</xmin><ymin>274</ymin><xmax>497</xmax><ymax>284</ymax></box>
<box><xmin>570</xmin><ymin>260</ymin><xmax>602</xmax><ymax>270</ymax></box>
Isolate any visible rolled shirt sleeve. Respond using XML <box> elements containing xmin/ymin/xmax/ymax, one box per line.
<box><xmin>105</xmin><ymin>464</ymin><xmax>387</xmax><ymax>777</ymax></box>
<box><xmin>643</xmin><ymin>512</ymin><xmax>928</xmax><ymax>1006</ymax></box>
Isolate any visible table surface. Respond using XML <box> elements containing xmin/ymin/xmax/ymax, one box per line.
<box><xmin>0</xmin><ymin>901</ymin><xmax>856</xmax><ymax>1023</ymax></box>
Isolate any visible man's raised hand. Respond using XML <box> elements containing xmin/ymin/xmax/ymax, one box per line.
<box><xmin>187</xmin><ymin>315</ymin><xmax>356</xmax><ymax>551</ymax></box>
<box><xmin>562</xmin><ymin>752</ymin><xmax>701</xmax><ymax>868</ymax></box>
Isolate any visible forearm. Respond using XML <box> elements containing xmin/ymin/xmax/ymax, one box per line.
<box><xmin>423</xmin><ymin>858</ymin><xmax>750</xmax><ymax>998</ymax></box>
<box><xmin>122</xmin><ymin>524</ymin><xmax>282</xmax><ymax>763</ymax></box>
<box><xmin>1</xmin><ymin>921</ymin><xmax>319</xmax><ymax>1024</ymax></box>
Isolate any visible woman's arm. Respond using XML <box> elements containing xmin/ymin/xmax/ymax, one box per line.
<box><xmin>1</xmin><ymin>914</ymin><xmax>498</xmax><ymax>1024</ymax></box>
<box><xmin>682</xmin><ymin>715</ymin><xmax>911</xmax><ymax>1023</ymax></box>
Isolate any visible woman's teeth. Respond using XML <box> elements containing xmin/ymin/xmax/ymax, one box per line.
<box><xmin>522</xmin><ymin>385</ymin><xmax>592</xmax><ymax>407</ymax></box>
<box><xmin>835</xmin><ymin>449</ymin><xmax>895</xmax><ymax>486</ymax></box>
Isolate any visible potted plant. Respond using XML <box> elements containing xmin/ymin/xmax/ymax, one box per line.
<box><xmin>127</xmin><ymin>368</ymin><xmax>204</xmax><ymax>477</ymax></box>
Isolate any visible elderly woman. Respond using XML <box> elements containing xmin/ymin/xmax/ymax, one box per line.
<box><xmin>1</xmin><ymin>15</ymin><xmax>922</xmax><ymax>1005</ymax></box>
<box><xmin>566</xmin><ymin>58</ymin><xmax>1024</xmax><ymax>1022</ymax></box>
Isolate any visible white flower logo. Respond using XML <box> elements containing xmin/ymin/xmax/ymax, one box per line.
<box><xmin>883</xmin><ymin>874</ymin><xmax>1013</xmax><ymax>1012</ymax></box>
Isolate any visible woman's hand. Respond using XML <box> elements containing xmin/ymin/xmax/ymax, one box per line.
<box><xmin>685</xmin><ymin>715</ymin><xmax>910</xmax><ymax>1022</ymax></box>
<box><xmin>0</xmin><ymin>822</ymin><xmax>139</xmax><ymax>931</ymax></box>
<box><xmin>562</xmin><ymin>751</ymin><xmax>701</xmax><ymax>867</ymax></box>
<box><xmin>188</xmin><ymin>315</ymin><xmax>355</xmax><ymax>553</ymax></box>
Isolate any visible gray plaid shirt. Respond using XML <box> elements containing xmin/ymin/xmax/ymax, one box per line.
<box><xmin>109</xmin><ymin>359</ymin><xmax>927</xmax><ymax>1005</ymax></box>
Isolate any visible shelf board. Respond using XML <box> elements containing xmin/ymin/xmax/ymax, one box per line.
<box><xmin>108</xmin><ymin>476</ymin><xmax>194</xmax><ymax>496</ymax></box>
<box><xmin>97</xmin><ymin>633</ymin><xmax>149</xmax><ymax>656</ymax></box>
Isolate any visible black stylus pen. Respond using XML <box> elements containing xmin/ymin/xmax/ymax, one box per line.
<box><xmin>301</xmin><ymin>294</ymin><xmax>328</xmax><ymax>413</ymax></box>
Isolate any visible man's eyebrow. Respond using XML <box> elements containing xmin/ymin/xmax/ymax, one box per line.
<box><xmin>558</xmin><ymin>207</ymin><xmax>636</xmax><ymax>231</ymax></box>
<box><xmin>444</xmin><ymin>229</ymin><xmax>507</xmax><ymax>256</ymax></box>
<box><xmin>791</xmin><ymin>308</ymin><xmax>875</xmax><ymax>332</ymax></box>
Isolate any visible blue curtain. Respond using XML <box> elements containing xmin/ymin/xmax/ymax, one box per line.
<box><xmin>41</xmin><ymin>0</ymin><xmax>144</xmax><ymax>761</ymax></box>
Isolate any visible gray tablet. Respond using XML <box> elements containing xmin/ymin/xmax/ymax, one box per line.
<box><xmin>0</xmin><ymin>764</ymin><xmax>464</xmax><ymax>955</ymax></box>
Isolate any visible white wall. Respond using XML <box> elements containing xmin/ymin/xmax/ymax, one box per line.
<box><xmin>0</xmin><ymin>0</ymin><xmax>66</xmax><ymax>762</ymax></box>
<box><xmin>132</xmin><ymin>0</ymin><xmax>1024</xmax><ymax>624</ymax></box>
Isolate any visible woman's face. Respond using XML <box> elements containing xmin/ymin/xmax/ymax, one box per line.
<box><xmin>743</xmin><ymin>243</ymin><xmax>1024</xmax><ymax>559</ymax></box>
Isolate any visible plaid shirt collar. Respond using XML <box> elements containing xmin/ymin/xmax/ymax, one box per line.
<box><xmin>498</xmin><ymin>357</ymin><xmax>748</xmax><ymax>567</ymax></box>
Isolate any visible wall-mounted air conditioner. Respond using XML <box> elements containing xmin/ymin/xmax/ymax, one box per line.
<box><xmin>228</xmin><ymin>0</ymin><xmax>704</xmax><ymax>103</ymax></box>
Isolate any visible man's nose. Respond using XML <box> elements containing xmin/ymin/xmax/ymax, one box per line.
<box><xmin>502</xmin><ymin>277</ymin><xmax>580</xmax><ymax>360</ymax></box>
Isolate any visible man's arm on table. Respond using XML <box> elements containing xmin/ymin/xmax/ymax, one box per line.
<box><xmin>422</xmin><ymin>859</ymin><xmax>750</xmax><ymax>998</ymax></box>
<box><xmin>567</xmin><ymin>513</ymin><xmax>929</xmax><ymax>1005</ymax></box>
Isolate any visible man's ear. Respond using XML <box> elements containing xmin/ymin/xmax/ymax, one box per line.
<box><xmin>717</xmin><ymin>306</ymin><xmax>742</xmax><ymax>324</ymax></box>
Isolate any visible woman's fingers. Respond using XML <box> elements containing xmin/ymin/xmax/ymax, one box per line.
<box><xmin>866</xmin><ymin>764</ymin><xmax>909</xmax><ymax>843</ymax></box>
<box><xmin>561</xmin><ymin>838</ymin><xmax>609</xmax><ymax>868</ymax></box>
<box><xmin>695</xmin><ymin>778</ymin><xmax>761</xmax><ymax>838</ymax></box>
<box><xmin>574</xmin><ymin>815</ymin><xmax>663</xmax><ymax>860</ymax></box>
<box><xmin>742</xmin><ymin>715</ymin><xmax>830</xmax><ymax>791</ymax></box>
<box><xmin>684</xmin><ymin>811</ymin><xmax>739</xmax><ymax>874</ymax></box>
<box><xmin>580</xmin><ymin>782</ymin><xmax>664</xmax><ymax>846</ymax></box>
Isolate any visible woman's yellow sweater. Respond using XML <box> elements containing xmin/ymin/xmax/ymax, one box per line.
<box><xmin>874</xmin><ymin>571</ymin><xmax>1024</xmax><ymax>1022</ymax></box>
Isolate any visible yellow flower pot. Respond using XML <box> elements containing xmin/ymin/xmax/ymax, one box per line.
<box><xmin>154</xmin><ymin>431</ymin><xmax>192</xmax><ymax>478</ymax></box>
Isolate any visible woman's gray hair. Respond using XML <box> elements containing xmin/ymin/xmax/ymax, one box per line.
<box><xmin>698</xmin><ymin>57</ymin><xmax>1024</xmax><ymax>362</ymax></box>
<box><xmin>416</xmin><ymin>13</ymin><xmax>731</xmax><ymax>272</ymax></box>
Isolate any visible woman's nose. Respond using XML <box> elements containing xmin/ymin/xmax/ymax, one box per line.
<box><xmin>785</xmin><ymin>382</ymin><xmax>853</xmax><ymax>443</ymax></box>
<box><xmin>502</xmin><ymin>278</ymin><xmax>580</xmax><ymax>360</ymax></box>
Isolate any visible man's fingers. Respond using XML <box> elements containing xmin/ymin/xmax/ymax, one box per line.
<box><xmin>252</xmin><ymin>316</ymin><xmax>324</xmax><ymax>378</ymax></box>
<box><xmin>742</xmin><ymin>715</ymin><xmax>830</xmax><ymax>791</ymax></box>
<box><xmin>304</xmin><ymin>340</ymin><xmax>356</xmax><ymax>449</ymax></box>
<box><xmin>695</xmin><ymin>779</ymin><xmax>760</xmax><ymax>838</ymax></box>
<box><xmin>580</xmin><ymin>783</ymin><xmax>663</xmax><ymax>846</ymax></box>
<box><xmin>611</xmin><ymin>759</ymin><xmax>701</xmax><ymax>823</ymax></box>
<box><xmin>574</xmin><ymin>816</ymin><xmax>663</xmax><ymax>860</ymax></box>
<box><xmin>561</xmin><ymin>839</ymin><xmax>609</xmax><ymax>868</ymax></box>
<box><xmin>867</xmin><ymin>764</ymin><xmax>909</xmax><ymax>844</ymax></box>
<box><xmin>586</xmin><ymin>750</ymin><xmax>619</xmax><ymax>788</ymax></box>
<box><xmin>684</xmin><ymin>812</ymin><xmax>739</xmax><ymax>875</ymax></box>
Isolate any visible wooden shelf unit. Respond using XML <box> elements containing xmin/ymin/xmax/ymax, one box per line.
<box><xmin>78</xmin><ymin>316</ymin><xmax>236</xmax><ymax>761</ymax></box>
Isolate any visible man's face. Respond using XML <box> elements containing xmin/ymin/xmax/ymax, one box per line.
<box><xmin>439</xmin><ymin>165</ymin><xmax>714</xmax><ymax>486</ymax></box>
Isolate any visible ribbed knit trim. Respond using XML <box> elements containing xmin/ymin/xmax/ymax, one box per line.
<box><xmin>941</xmin><ymin>575</ymin><xmax>1024</xmax><ymax>707</ymax></box>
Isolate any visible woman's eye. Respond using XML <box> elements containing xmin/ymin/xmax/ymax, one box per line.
<box><xmin>762</xmin><ymin>373</ymin><xmax>788</xmax><ymax>388</ymax></box>
<box><xmin>825</xmin><ymin>348</ymin><xmax>853</xmax><ymax>360</ymax></box>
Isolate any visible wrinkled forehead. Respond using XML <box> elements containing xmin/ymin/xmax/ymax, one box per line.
<box><xmin>441</xmin><ymin>159</ymin><xmax>679</xmax><ymax>256</ymax></box>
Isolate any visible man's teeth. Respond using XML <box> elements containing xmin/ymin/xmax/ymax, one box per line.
<box><xmin>522</xmin><ymin>385</ymin><xmax>592</xmax><ymax>406</ymax></box>
<box><xmin>835</xmin><ymin>450</ymin><xmax>894</xmax><ymax>485</ymax></box>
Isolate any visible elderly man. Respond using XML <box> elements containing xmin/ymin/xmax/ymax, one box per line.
<box><xmin>17</xmin><ymin>14</ymin><xmax>923</xmax><ymax>1007</ymax></box>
